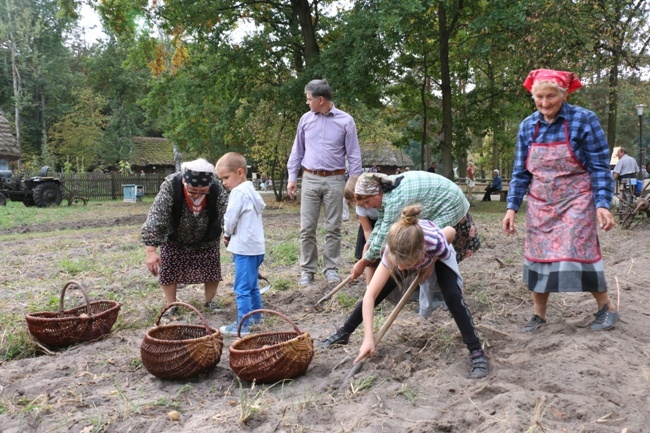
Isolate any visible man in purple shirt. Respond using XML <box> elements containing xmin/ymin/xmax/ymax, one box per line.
<box><xmin>287</xmin><ymin>79</ymin><xmax>362</xmax><ymax>286</ymax></box>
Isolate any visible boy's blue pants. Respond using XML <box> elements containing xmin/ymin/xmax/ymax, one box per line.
<box><xmin>233</xmin><ymin>254</ymin><xmax>264</xmax><ymax>326</ymax></box>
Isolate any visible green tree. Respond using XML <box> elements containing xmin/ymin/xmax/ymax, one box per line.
<box><xmin>0</xmin><ymin>0</ymin><xmax>79</xmax><ymax>167</ymax></box>
<box><xmin>48</xmin><ymin>87</ymin><xmax>107</xmax><ymax>168</ymax></box>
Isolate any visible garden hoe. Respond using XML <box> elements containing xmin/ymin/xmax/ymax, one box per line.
<box><xmin>314</xmin><ymin>274</ymin><xmax>353</xmax><ymax>310</ymax></box>
<box><xmin>337</xmin><ymin>273</ymin><xmax>423</xmax><ymax>395</ymax></box>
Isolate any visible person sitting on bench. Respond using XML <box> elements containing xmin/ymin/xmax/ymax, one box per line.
<box><xmin>482</xmin><ymin>169</ymin><xmax>502</xmax><ymax>201</ymax></box>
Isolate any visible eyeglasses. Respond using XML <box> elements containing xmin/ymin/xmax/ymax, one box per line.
<box><xmin>185</xmin><ymin>187</ymin><xmax>209</xmax><ymax>196</ymax></box>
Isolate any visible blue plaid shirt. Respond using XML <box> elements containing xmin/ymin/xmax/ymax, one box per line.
<box><xmin>507</xmin><ymin>102</ymin><xmax>613</xmax><ymax>211</ymax></box>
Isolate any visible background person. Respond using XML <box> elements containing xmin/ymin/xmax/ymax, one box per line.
<box><xmin>142</xmin><ymin>158</ymin><xmax>227</xmax><ymax>314</ymax></box>
<box><xmin>354</xmin><ymin>205</ymin><xmax>489</xmax><ymax>379</ymax></box>
<box><xmin>286</xmin><ymin>79</ymin><xmax>362</xmax><ymax>286</ymax></box>
<box><xmin>612</xmin><ymin>147</ymin><xmax>639</xmax><ymax>182</ymax></box>
<box><xmin>216</xmin><ymin>152</ymin><xmax>266</xmax><ymax>336</ymax></box>
<box><xmin>481</xmin><ymin>169</ymin><xmax>502</xmax><ymax>201</ymax></box>
<box><xmin>466</xmin><ymin>162</ymin><xmax>476</xmax><ymax>194</ymax></box>
<box><xmin>427</xmin><ymin>161</ymin><xmax>437</xmax><ymax>173</ymax></box>
<box><xmin>503</xmin><ymin>69</ymin><xmax>617</xmax><ymax>333</ymax></box>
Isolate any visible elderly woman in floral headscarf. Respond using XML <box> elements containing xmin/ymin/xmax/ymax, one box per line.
<box><xmin>502</xmin><ymin>69</ymin><xmax>617</xmax><ymax>333</ymax></box>
<box><xmin>142</xmin><ymin>158</ymin><xmax>228</xmax><ymax>314</ymax></box>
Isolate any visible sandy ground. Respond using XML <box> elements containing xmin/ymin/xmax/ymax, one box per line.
<box><xmin>1</xmin><ymin>198</ymin><xmax>649</xmax><ymax>433</ymax></box>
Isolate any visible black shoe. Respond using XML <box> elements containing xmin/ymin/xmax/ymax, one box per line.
<box><xmin>590</xmin><ymin>305</ymin><xmax>618</xmax><ymax>331</ymax></box>
<box><xmin>320</xmin><ymin>328</ymin><xmax>350</xmax><ymax>348</ymax></box>
<box><xmin>522</xmin><ymin>314</ymin><xmax>546</xmax><ymax>333</ymax></box>
<box><xmin>468</xmin><ymin>349</ymin><xmax>490</xmax><ymax>379</ymax></box>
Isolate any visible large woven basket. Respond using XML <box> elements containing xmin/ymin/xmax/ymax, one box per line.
<box><xmin>229</xmin><ymin>309</ymin><xmax>314</xmax><ymax>383</ymax></box>
<box><xmin>140</xmin><ymin>302</ymin><xmax>223</xmax><ymax>380</ymax></box>
<box><xmin>25</xmin><ymin>280</ymin><xmax>121</xmax><ymax>348</ymax></box>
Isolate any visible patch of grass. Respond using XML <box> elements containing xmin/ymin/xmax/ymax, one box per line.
<box><xmin>59</xmin><ymin>257</ymin><xmax>98</xmax><ymax>275</ymax></box>
<box><xmin>129</xmin><ymin>358</ymin><xmax>143</xmax><ymax>372</ymax></box>
<box><xmin>238</xmin><ymin>380</ymin><xmax>265</xmax><ymax>424</ymax></box>
<box><xmin>428</xmin><ymin>327</ymin><xmax>457</xmax><ymax>354</ymax></box>
<box><xmin>395</xmin><ymin>383</ymin><xmax>419</xmax><ymax>403</ymax></box>
<box><xmin>17</xmin><ymin>394</ymin><xmax>50</xmax><ymax>415</ymax></box>
<box><xmin>0</xmin><ymin>199</ymin><xmax>151</xmax><ymax>230</ymax></box>
<box><xmin>271</xmin><ymin>278</ymin><xmax>292</xmax><ymax>291</ymax></box>
<box><xmin>349</xmin><ymin>375</ymin><xmax>377</xmax><ymax>394</ymax></box>
<box><xmin>335</xmin><ymin>292</ymin><xmax>360</xmax><ymax>309</ymax></box>
<box><xmin>153</xmin><ymin>397</ymin><xmax>180</xmax><ymax>409</ymax></box>
<box><xmin>0</xmin><ymin>317</ymin><xmax>39</xmax><ymax>361</ymax></box>
<box><xmin>267</xmin><ymin>241</ymin><xmax>299</xmax><ymax>266</ymax></box>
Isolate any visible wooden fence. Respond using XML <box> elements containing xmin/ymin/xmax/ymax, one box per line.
<box><xmin>58</xmin><ymin>173</ymin><xmax>290</xmax><ymax>201</ymax></box>
<box><xmin>60</xmin><ymin>173</ymin><xmax>169</xmax><ymax>201</ymax></box>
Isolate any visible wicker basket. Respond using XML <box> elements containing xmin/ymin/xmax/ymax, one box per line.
<box><xmin>229</xmin><ymin>309</ymin><xmax>314</xmax><ymax>383</ymax></box>
<box><xmin>25</xmin><ymin>280</ymin><xmax>121</xmax><ymax>348</ymax></box>
<box><xmin>140</xmin><ymin>302</ymin><xmax>223</xmax><ymax>380</ymax></box>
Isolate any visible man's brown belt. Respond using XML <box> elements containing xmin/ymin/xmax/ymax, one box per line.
<box><xmin>303</xmin><ymin>168</ymin><xmax>346</xmax><ymax>177</ymax></box>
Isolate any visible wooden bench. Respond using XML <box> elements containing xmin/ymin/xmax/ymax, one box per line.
<box><xmin>456</xmin><ymin>179</ymin><xmax>509</xmax><ymax>201</ymax></box>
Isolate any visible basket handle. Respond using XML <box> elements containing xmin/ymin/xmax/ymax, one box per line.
<box><xmin>59</xmin><ymin>280</ymin><xmax>92</xmax><ymax>316</ymax></box>
<box><xmin>237</xmin><ymin>309</ymin><xmax>302</xmax><ymax>337</ymax></box>
<box><xmin>155</xmin><ymin>302</ymin><xmax>215</xmax><ymax>335</ymax></box>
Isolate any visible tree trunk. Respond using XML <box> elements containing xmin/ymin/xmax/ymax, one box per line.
<box><xmin>438</xmin><ymin>2</ymin><xmax>453</xmax><ymax>179</ymax></box>
<box><xmin>290</xmin><ymin>0</ymin><xmax>320</xmax><ymax>65</ymax></box>
<box><xmin>606</xmin><ymin>61</ymin><xmax>619</xmax><ymax>154</ymax></box>
<box><xmin>6</xmin><ymin>0</ymin><xmax>22</xmax><ymax>167</ymax></box>
<box><xmin>488</xmin><ymin>65</ymin><xmax>499</xmax><ymax>171</ymax></box>
<box><xmin>421</xmin><ymin>58</ymin><xmax>430</xmax><ymax>170</ymax></box>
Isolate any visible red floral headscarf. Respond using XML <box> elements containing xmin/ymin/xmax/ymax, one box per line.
<box><xmin>523</xmin><ymin>69</ymin><xmax>583</xmax><ymax>95</ymax></box>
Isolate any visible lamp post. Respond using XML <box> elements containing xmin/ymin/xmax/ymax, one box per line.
<box><xmin>635</xmin><ymin>104</ymin><xmax>646</xmax><ymax>180</ymax></box>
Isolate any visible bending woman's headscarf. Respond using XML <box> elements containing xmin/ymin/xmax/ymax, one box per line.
<box><xmin>181</xmin><ymin>158</ymin><xmax>215</xmax><ymax>187</ymax></box>
<box><xmin>354</xmin><ymin>172</ymin><xmax>404</xmax><ymax>196</ymax></box>
<box><xmin>522</xmin><ymin>69</ymin><xmax>583</xmax><ymax>95</ymax></box>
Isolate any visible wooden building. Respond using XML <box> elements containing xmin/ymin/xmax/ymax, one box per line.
<box><xmin>0</xmin><ymin>111</ymin><xmax>20</xmax><ymax>170</ymax></box>
<box><xmin>361</xmin><ymin>143</ymin><xmax>414</xmax><ymax>175</ymax></box>
<box><xmin>129</xmin><ymin>136</ymin><xmax>179</xmax><ymax>175</ymax></box>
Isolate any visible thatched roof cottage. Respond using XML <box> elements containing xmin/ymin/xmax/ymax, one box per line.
<box><xmin>0</xmin><ymin>111</ymin><xmax>20</xmax><ymax>168</ymax></box>
<box><xmin>129</xmin><ymin>136</ymin><xmax>179</xmax><ymax>174</ymax></box>
<box><xmin>361</xmin><ymin>143</ymin><xmax>414</xmax><ymax>175</ymax></box>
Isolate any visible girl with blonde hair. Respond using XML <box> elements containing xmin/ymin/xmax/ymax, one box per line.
<box><xmin>354</xmin><ymin>205</ymin><xmax>489</xmax><ymax>379</ymax></box>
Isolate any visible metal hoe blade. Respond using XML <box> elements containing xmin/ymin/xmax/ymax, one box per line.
<box><xmin>337</xmin><ymin>273</ymin><xmax>422</xmax><ymax>395</ymax></box>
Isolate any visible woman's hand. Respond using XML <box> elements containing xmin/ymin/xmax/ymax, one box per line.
<box><xmin>351</xmin><ymin>258</ymin><xmax>369</xmax><ymax>280</ymax></box>
<box><xmin>596</xmin><ymin>208</ymin><xmax>616</xmax><ymax>231</ymax></box>
<box><xmin>146</xmin><ymin>249</ymin><xmax>161</xmax><ymax>276</ymax></box>
<box><xmin>354</xmin><ymin>336</ymin><xmax>376</xmax><ymax>364</ymax></box>
<box><xmin>502</xmin><ymin>209</ymin><xmax>517</xmax><ymax>235</ymax></box>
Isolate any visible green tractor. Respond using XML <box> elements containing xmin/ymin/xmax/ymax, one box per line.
<box><xmin>0</xmin><ymin>166</ymin><xmax>63</xmax><ymax>207</ymax></box>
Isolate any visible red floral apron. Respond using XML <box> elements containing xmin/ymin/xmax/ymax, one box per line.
<box><xmin>525</xmin><ymin>121</ymin><xmax>601</xmax><ymax>263</ymax></box>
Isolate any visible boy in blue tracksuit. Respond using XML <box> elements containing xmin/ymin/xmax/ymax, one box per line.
<box><xmin>215</xmin><ymin>152</ymin><xmax>266</xmax><ymax>335</ymax></box>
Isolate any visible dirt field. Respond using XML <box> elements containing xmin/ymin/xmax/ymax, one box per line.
<box><xmin>1</xmin><ymin>196</ymin><xmax>649</xmax><ymax>433</ymax></box>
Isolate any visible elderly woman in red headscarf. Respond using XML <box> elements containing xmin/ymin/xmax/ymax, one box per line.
<box><xmin>502</xmin><ymin>69</ymin><xmax>617</xmax><ymax>333</ymax></box>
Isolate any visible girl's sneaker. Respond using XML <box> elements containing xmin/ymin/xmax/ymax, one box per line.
<box><xmin>468</xmin><ymin>349</ymin><xmax>490</xmax><ymax>379</ymax></box>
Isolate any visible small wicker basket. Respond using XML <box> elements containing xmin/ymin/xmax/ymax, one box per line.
<box><xmin>140</xmin><ymin>302</ymin><xmax>223</xmax><ymax>380</ymax></box>
<box><xmin>229</xmin><ymin>309</ymin><xmax>314</xmax><ymax>383</ymax></box>
<box><xmin>25</xmin><ymin>280</ymin><xmax>121</xmax><ymax>348</ymax></box>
